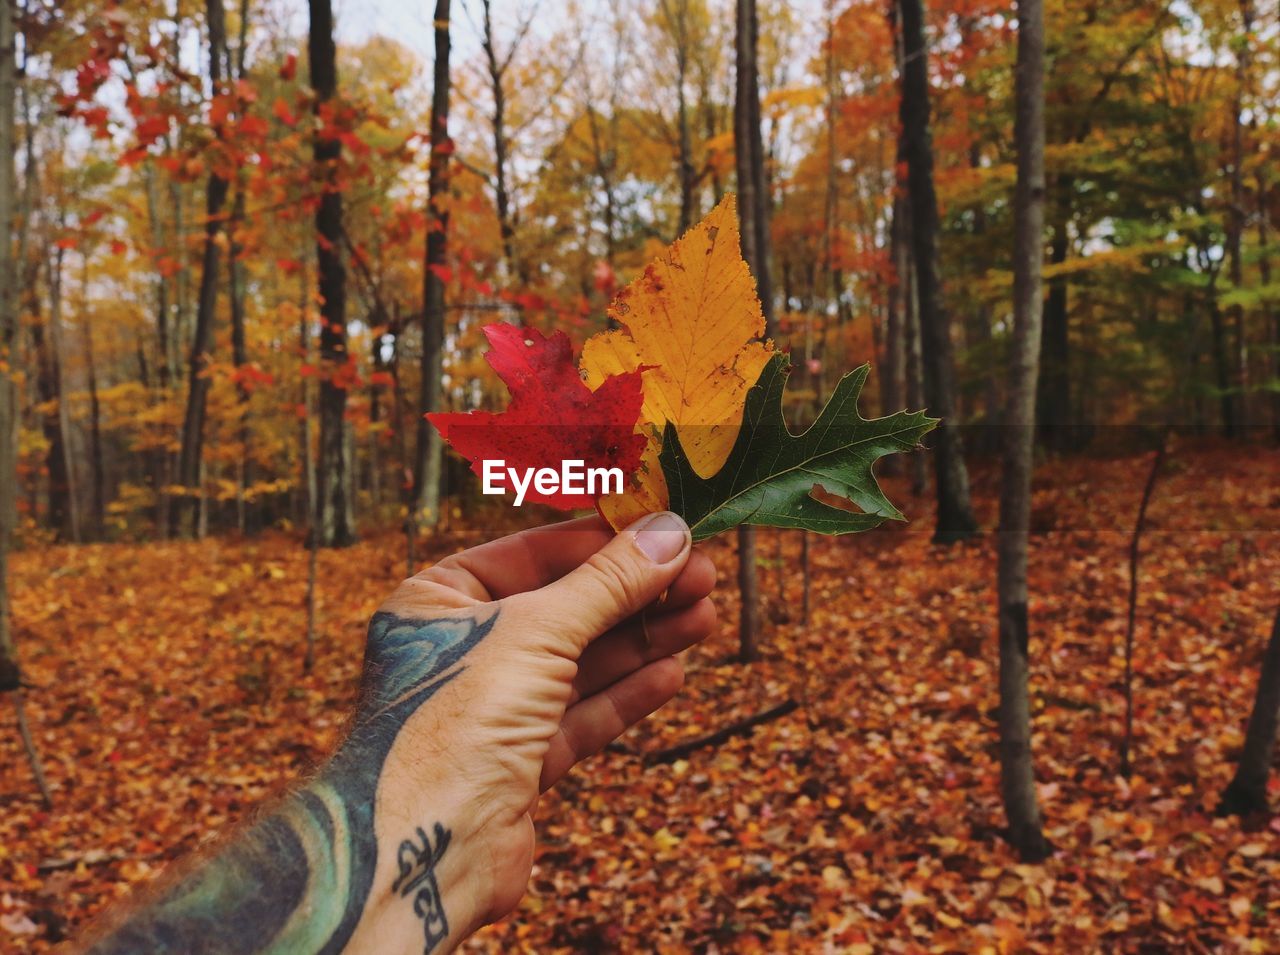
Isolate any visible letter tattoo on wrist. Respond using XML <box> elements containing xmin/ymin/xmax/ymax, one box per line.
<box><xmin>392</xmin><ymin>822</ymin><xmax>452</xmax><ymax>953</ymax></box>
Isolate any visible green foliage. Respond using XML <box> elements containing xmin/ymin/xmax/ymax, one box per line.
<box><xmin>659</xmin><ymin>354</ymin><xmax>937</xmax><ymax>541</ymax></box>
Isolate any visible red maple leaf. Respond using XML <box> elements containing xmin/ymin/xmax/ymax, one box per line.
<box><xmin>427</xmin><ymin>324</ymin><xmax>646</xmax><ymax>510</ymax></box>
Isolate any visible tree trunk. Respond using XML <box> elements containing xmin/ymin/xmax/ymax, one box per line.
<box><xmin>309</xmin><ymin>0</ymin><xmax>355</xmax><ymax>547</ymax></box>
<box><xmin>823</xmin><ymin>0</ymin><xmax>851</xmax><ymax>408</ymax></box>
<box><xmin>734</xmin><ymin>0</ymin><xmax>774</xmax><ymax>664</ymax></box>
<box><xmin>140</xmin><ymin>161</ymin><xmax>174</xmax><ymax>533</ymax></box>
<box><xmin>905</xmin><ymin>242</ymin><xmax>927</xmax><ymax>495</ymax></box>
<box><xmin>143</xmin><ymin>163</ymin><xmax>173</xmax><ymax>389</ymax></box>
<box><xmin>480</xmin><ymin>0</ymin><xmax>522</xmax><ymax>286</ymax></box>
<box><xmin>996</xmin><ymin>0</ymin><xmax>1050</xmax><ymax>862</ymax></box>
<box><xmin>1209</xmin><ymin>292</ymin><xmax>1238</xmax><ymax>438</ymax></box>
<box><xmin>897</xmin><ymin>0</ymin><xmax>977</xmax><ymax>543</ymax></box>
<box><xmin>0</xmin><ymin>0</ymin><xmax>19</xmax><ymax>671</ymax></box>
<box><xmin>229</xmin><ymin>0</ymin><xmax>253</xmax><ymax>535</ymax></box>
<box><xmin>175</xmin><ymin>0</ymin><xmax>231</xmax><ymax>537</ymax></box>
<box><xmin>414</xmin><ymin>0</ymin><xmax>452</xmax><ymax>531</ymax></box>
<box><xmin>228</xmin><ymin>185</ymin><xmax>252</xmax><ymax>534</ymax></box>
<box><xmin>1259</xmin><ymin>171</ymin><xmax>1278</xmax><ymax>444</ymax></box>
<box><xmin>1226</xmin><ymin>0</ymin><xmax>1251</xmax><ymax>433</ymax></box>
<box><xmin>676</xmin><ymin>60</ymin><xmax>694</xmax><ymax>234</ymax></box>
<box><xmin>1219</xmin><ymin>608</ymin><xmax>1280</xmax><ymax>817</ymax></box>
<box><xmin>660</xmin><ymin>0</ymin><xmax>695</xmax><ymax>233</ymax></box>
<box><xmin>1</xmin><ymin>0</ymin><xmax>51</xmax><ymax>807</ymax></box>
<box><xmin>882</xmin><ymin>2</ymin><xmax>907</xmax><ymax>436</ymax></box>
<box><xmin>883</xmin><ymin>197</ymin><xmax>906</xmax><ymax>422</ymax></box>
<box><xmin>298</xmin><ymin>260</ymin><xmax>318</xmax><ymax>546</ymax></box>
<box><xmin>390</xmin><ymin>322</ymin><xmax>416</xmax><ymax>575</ymax></box>
<box><xmin>82</xmin><ymin>262</ymin><xmax>106</xmax><ymax>539</ymax></box>
<box><xmin>33</xmin><ymin>256</ymin><xmax>76</xmax><ymax>540</ymax></box>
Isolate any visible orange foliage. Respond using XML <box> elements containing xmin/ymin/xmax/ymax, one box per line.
<box><xmin>2</xmin><ymin>445</ymin><xmax>1278</xmax><ymax>950</ymax></box>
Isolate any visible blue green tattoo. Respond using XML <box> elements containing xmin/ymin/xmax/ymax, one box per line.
<box><xmin>83</xmin><ymin>610</ymin><xmax>496</xmax><ymax>955</ymax></box>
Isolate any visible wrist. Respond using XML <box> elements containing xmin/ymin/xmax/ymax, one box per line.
<box><xmin>317</xmin><ymin>730</ymin><xmax>498</xmax><ymax>954</ymax></box>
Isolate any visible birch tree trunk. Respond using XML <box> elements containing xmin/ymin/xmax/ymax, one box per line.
<box><xmin>996</xmin><ymin>0</ymin><xmax>1050</xmax><ymax>862</ymax></box>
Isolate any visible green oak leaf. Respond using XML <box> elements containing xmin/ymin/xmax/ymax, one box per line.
<box><xmin>659</xmin><ymin>353</ymin><xmax>937</xmax><ymax>541</ymax></box>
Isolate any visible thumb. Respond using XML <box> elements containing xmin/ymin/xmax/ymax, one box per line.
<box><xmin>520</xmin><ymin>512</ymin><xmax>691</xmax><ymax>655</ymax></box>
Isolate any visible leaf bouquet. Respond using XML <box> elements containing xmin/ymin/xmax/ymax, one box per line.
<box><xmin>429</xmin><ymin>196</ymin><xmax>936</xmax><ymax>541</ymax></box>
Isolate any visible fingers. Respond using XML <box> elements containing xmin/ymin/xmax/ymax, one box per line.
<box><xmin>663</xmin><ymin>546</ymin><xmax>716</xmax><ymax>610</ymax></box>
<box><xmin>568</xmin><ymin>596</ymin><xmax>716</xmax><ymax>706</ymax></box>
<box><xmin>424</xmin><ymin>516</ymin><xmax>614</xmax><ymax>600</ymax></box>
<box><xmin>539</xmin><ymin>657</ymin><xmax>684</xmax><ymax>791</ymax></box>
<box><xmin>516</xmin><ymin>513</ymin><xmax>692</xmax><ymax>655</ymax></box>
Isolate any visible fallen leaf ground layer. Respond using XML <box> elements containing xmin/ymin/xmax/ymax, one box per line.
<box><xmin>2</xmin><ymin>443</ymin><xmax>1278</xmax><ymax>953</ymax></box>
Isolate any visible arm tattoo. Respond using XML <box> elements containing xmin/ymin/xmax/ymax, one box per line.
<box><xmin>85</xmin><ymin>611</ymin><xmax>496</xmax><ymax>955</ymax></box>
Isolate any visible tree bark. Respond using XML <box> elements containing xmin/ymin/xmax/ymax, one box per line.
<box><xmin>905</xmin><ymin>239</ymin><xmax>927</xmax><ymax>495</ymax></box>
<box><xmin>413</xmin><ymin>0</ymin><xmax>452</xmax><ymax>530</ymax></box>
<box><xmin>734</xmin><ymin>0</ymin><xmax>774</xmax><ymax>664</ymax></box>
<box><xmin>882</xmin><ymin>203</ymin><xmax>906</xmax><ymax>420</ymax></box>
<box><xmin>298</xmin><ymin>258</ymin><xmax>318</xmax><ymax>541</ymax></box>
<box><xmin>1259</xmin><ymin>171</ymin><xmax>1278</xmax><ymax>444</ymax></box>
<box><xmin>33</xmin><ymin>251</ymin><xmax>76</xmax><ymax>540</ymax></box>
<box><xmin>823</xmin><ymin>0</ymin><xmax>849</xmax><ymax>329</ymax></box>
<box><xmin>1120</xmin><ymin>439</ymin><xmax>1165</xmax><ymax>777</ymax></box>
<box><xmin>1226</xmin><ymin>0</ymin><xmax>1252</xmax><ymax>433</ymax></box>
<box><xmin>229</xmin><ymin>0</ymin><xmax>253</xmax><ymax>535</ymax></box>
<box><xmin>82</xmin><ymin>258</ymin><xmax>106</xmax><ymax>539</ymax></box>
<box><xmin>175</xmin><ymin>0</ymin><xmax>231</xmax><ymax>537</ymax></box>
<box><xmin>140</xmin><ymin>160</ymin><xmax>174</xmax><ymax>534</ymax></box>
<box><xmin>228</xmin><ymin>185</ymin><xmax>252</xmax><ymax>534</ymax></box>
<box><xmin>309</xmin><ymin>0</ymin><xmax>355</xmax><ymax>546</ymax></box>
<box><xmin>1209</xmin><ymin>292</ymin><xmax>1238</xmax><ymax>438</ymax></box>
<box><xmin>734</xmin><ymin>0</ymin><xmax>774</xmax><ymax>335</ymax></box>
<box><xmin>882</xmin><ymin>0</ymin><xmax>907</xmax><ymax>433</ymax></box>
<box><xmin>480</xmin><ymin>0</ymin><xmax>523</xmax><ymax>286</ymax></box>
<box><xmin>1219</xmin><ymin>607</ymin><xmax>1280</xmax><ymax>816</ymax></box>
<box><xmin>897</xmin><ymin>0</ymin><xmax>977</xmax><ymax>543</ymax></box>
<box><xmin>1</xmin><ymin>0</ymin><xmax>51</xmax><ymax>807</ymax></box>
<box><xmin>660</xmin><ymin>0</ymin><xmax>696</xmax><ymax>233</ymax></box>
<box><xmin>996</xmin><ymin>0</ymin><xmax>1050</xmax><ymax>862</ymax></box>
<box><xmin>1</xmin><ymin>0</ymin><xmax>19</xmax><ymax>670</ymax></box>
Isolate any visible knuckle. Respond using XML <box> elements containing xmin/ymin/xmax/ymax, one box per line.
<box><xmin>583</xmin><ymin>548</ymin><xmax>647</xmax><ymax>611</ymax></box>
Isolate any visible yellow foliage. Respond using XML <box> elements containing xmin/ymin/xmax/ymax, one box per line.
<box><xmin>581</xmin><ymin>196</ymin><xmax>775</xmax><ymax>529</ymax></box>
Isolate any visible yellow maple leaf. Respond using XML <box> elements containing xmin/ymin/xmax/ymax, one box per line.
<box><xmin>581</xmin><ymin>195</ymin><xmax>774</xmax><ymax>530</ymax></box>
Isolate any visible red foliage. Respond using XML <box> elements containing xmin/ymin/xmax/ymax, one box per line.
<box><xmin>428</xmin><ymin>325</ymin><xmax>647</xmax><ymax>510</ymax></box>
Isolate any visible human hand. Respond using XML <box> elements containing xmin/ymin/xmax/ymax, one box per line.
<box><xmin>336</xmin><ymin>512</ymin><xmax>717</xmax><ymax>953</ymax></box>
<box><xmin>71</xmin><ymin>514</ymin><xmax>715</xmax><ymax>955</ymax></box>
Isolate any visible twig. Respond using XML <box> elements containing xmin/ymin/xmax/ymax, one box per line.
<box><xmin>1120</xmin><ymin>434</ymin><xmax>1167</xmax><ymax>778</ymax></box>
<box><xmin>12</xmin><ymin>689</ymin><xmax>53</xmax><ymax>809</ymax></box>
<box><xmin>642</xmin><ymin>699</ymin><xmax>798</xmax><ymax>766</ymax></box>
<box><xmin>37</xmin><ymin>851</ymin><xmax>127</xmax><ymax>873</ymax></box>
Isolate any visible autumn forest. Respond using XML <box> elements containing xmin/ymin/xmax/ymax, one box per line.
<box><xmin>2</xmin><ymin>0</ymin><xmax>1280</xmax><ymax>950</ymax></box>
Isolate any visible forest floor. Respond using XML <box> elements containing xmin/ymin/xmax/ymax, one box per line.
<box><xmin>2</xmin><ymin>440</ymin><xmax>1279</xmax><ymax>953</ymax></box>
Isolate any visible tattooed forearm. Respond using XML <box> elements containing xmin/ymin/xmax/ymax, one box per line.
<box><xmin>83</xmin><ymin>611</ymin><xmax>496</xmax><ymax>955</ymax></box>
<box><xmin>393</xmin><ymin>822</ymin><xmax>452</xmax><ymax>953</ymax></box>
